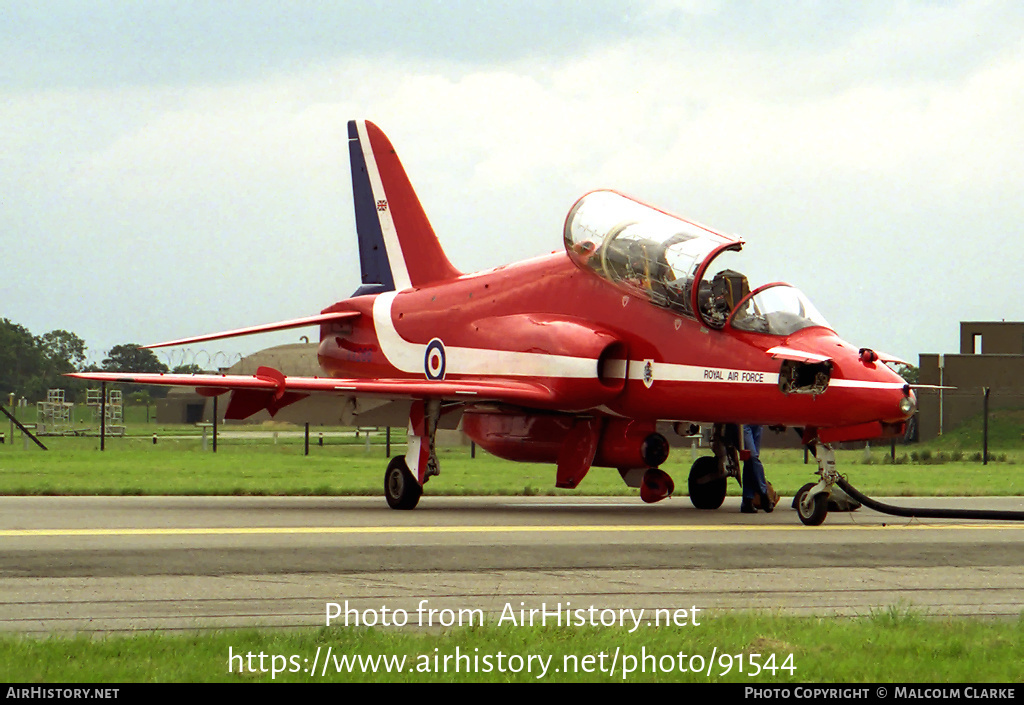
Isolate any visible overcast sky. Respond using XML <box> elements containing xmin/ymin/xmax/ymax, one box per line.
<box><xmin>3</xmin><ymin>1</ymin><xmax>1022</xmax><ymax>369</ymax></box>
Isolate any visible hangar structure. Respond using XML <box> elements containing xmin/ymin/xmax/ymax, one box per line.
<box><xmin>157</xmin><ymin>343</ymin><xmax>319</xmax><ymax>425</ymax></box>
<box><xmin>917</xmin><ymin>322</ymin><xmax>1024</xmax><ymax>442</ymax></box>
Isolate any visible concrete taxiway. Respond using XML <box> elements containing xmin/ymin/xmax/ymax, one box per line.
<box><xmin>1</xmin><ymin>495</ymin><xmax>1022</xmax><ymax>633</ymax></box>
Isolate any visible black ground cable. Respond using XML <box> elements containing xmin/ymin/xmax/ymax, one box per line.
<box><xmin>835</xmin><ymin>477</ymin><xmax>1024</xmax><ymax>521</ymax></box>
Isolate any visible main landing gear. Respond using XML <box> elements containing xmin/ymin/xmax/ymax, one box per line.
<box><xmin>383</xmin><ymin>399</ymin><xmax>441</xmax><ymax>511</ymax></box>
<box><xmin>687</xmin><ymin>456</ymin><xmax>727</xmax><ymax>509</ymax></box>
<box><xmin>384</xmin><ymin>456</ymin><xmax>421</xmax><ymax>510</ymax></box>
<box><xmin>688</xmin><ymin>423</ymin><xmax>741</xmax><ymax>510</ymax></box>
<box><xmin>686</xmin><ymin>424</ymin><xmax>843</xmax><ymax>525</ymax></box>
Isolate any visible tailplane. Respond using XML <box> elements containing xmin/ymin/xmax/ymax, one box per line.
<box><xmin>348</xmin><ymin>119</ymin><xmax>461</xmax><ymax>293</ymax></box>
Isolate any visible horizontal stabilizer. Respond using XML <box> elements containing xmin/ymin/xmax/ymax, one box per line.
<box><xmin>766</xmin><ymin>346</ymin><xmax>832</xmax><ymax>364</ymax></box>
<box><xmin>144</xmin><ymin>311</ymin><xmax>360</xmax><ymax>349</ymax></box>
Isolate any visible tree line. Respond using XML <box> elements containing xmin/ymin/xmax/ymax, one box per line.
<box><xmin>0</xmin><ymin>318</ymin><xmax>196</xmax><ymax>403</ymax></box>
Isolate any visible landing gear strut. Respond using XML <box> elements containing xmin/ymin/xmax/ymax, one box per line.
<box><xmin>796</xmin><ymin>443</ymin><xmax>837</xmax><ymax>526</ymax></box>
<box><xmin>384</xmin><ymin>399</ymin><xmax>442</xmax><ymax>511</ymax></box>
<box><xmin>688</xmin><ymin>423</ymin><xmax>742</xmax><ymax>510</ymax></box>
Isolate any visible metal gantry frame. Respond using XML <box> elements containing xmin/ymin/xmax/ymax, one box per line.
<box><xmin>87</xmin><ymin>387</ymin><xmax>125</xmax><ymax>438</ymax></box>
<box><xmin>35</xmin><ymin>389</ymin><xmax>74</xmax><ymax>435</ymax></box>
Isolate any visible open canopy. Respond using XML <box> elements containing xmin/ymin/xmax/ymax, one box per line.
<box><xmin>564</xmin><ymin>190</ymin><xmax>742</xmax><ymax>325</ymax></box>
<box><xmin>564</xmin><ymin>190</ymin><xmax>832</xmax><ymax>334</ymax></box>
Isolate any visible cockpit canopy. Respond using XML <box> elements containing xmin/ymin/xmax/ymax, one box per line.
<box><xmin>564</xmin><ymin>190</ymin><xmax>832</xmax><ymax>335</ymax></box>
<box><xmin>728</xmin><ymin>283</ymin><xmax>832</xmax><ymax>336</ymax></box>
<box><xmin>564</xmin><ymin>190</ymin><xmax>742</xmax><ymax>323</ymax></box>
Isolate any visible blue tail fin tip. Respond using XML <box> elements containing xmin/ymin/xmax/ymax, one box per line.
<box><xmin>348</xmin><ymin>120</ymin><xmax>395</xmax><ymax>293</ymax></box>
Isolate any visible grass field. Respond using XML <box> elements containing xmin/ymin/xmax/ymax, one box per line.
<box><xmin>1</xmin><ymin>411</ymin><xmax>1021</xmax><ymax>497</ymax></box>
<box><xmin>0</xmin><ymin>433</ymin><xmax>1022</xmax><ymax>498</ymax></box>
<box><xmin>2</xmin><ymin>611</ymin><xmax>1022</xmax><ymax>683</ymax></box>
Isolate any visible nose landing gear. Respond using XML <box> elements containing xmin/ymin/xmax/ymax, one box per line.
<box><xmin>795</xmin><ymin>443</ymin><xmax>838</xmax><ymax>526</ymax></box>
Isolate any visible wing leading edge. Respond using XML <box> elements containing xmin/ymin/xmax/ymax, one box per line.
<box><xmin>66</xmin><ymin>369</ymin><xmax>559</xmax><ymax>420</ymax></box>
<box><xmin>144</xmin><ymin>311</ymin><xmax>360</xmax><ymax>349</ymax></box>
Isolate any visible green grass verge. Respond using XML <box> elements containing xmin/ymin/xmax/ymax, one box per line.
<box><xmin>2</xmin><ymin>611</ymin><xmax>1021</xmax><ymax>682</ymax></box>
<box><xmin>0</xmin><ymin>432</ymin><xmax>1022</xmax><ymax>497</ymax></box>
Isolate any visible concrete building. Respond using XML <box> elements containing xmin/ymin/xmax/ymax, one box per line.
<box><xmin>917</xmin><ymin>322</ymin><xmax>1024</xmax><ymax>441</ymax></box>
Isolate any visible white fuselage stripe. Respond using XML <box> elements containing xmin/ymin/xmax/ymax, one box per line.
<box><xmin>371</xmin><ymin>293</ymin><xmax>904</xmax><ymax>391</ymax></box>
<box><xmin>373</xmin><ymin>293</ymin><xmax>599</xmax><ymax>378</ymax></box>
<box><xmin>828</xmin><ymin>379</ymin><xmax>907</xmax><ymax>390</ymax></box>
<box><xmin>626</xmin><ymin>361</ymin><xmax>780</xmax><ymax>385</ymax></box>
<box><xmin>356</xmin><ymin>120</ymin><xmax>412</xmax><ymax>291</ymax></box>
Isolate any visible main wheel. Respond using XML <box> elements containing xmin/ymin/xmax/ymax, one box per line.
<box><xmin>384</xmin><ymin>457</ymin><xmax>422</xmax><ymax>510</ymax></box>
<box><xmin>688</xmin><ymin>456</ymin><xmax>727</xmax><ymax>510</ymax></box>
<box><xmin>795</xmin><ymin>485</ymin><xmax>828</xmax><ymax>526</ymax></box>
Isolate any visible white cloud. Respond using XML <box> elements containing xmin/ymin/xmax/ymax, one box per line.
<box><xmin>3</xmin><ymin>3</ymin><xmax>1023</xmax><ymax>361</ymax></box>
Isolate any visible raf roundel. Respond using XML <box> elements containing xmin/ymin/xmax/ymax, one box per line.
<box><xmin>424</xmin><ymin>338</ymin><xmax>446</xmax><ymax>380</ymax></box>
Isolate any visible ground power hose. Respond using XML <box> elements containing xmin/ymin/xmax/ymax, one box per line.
<box><xmin>836</xmin><ymin>477</ymin><xmax>1024</xmax><ymax>522</ymax></box>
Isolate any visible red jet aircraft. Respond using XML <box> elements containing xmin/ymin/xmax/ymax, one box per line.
<box><xmin>72</xmin><ymin>119</ymin><xmax>916</xmax><ymax>525</ymax></box>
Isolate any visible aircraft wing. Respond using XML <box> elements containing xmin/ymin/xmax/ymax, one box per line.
<box><xmin>66</xmin><ymin>368</ymin><xmax>559</xmax><ymax>420</ymax></box>
<box><xmin>143</xmin><ymin>311</ymin><xmax>361</xmax><ymax>349</ymax></box>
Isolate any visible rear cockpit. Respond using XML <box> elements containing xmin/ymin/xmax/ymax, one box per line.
<box><xmin>564</xmin><ymin>190</ymin><xmax>739</xmax><ymax>322</ymax></box>
<box><xmin>564</xmin><ymin>190</ymin><xmax>833</xmax><ymax>336</ymax></box>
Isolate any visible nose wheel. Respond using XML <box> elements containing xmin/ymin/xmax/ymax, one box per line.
<box><xmin>796</xmin><ymin>442</ymin><xmax>837</xmax><ymax>526</ymax></box>
<box><xmin>794</xmin><ymin>485</ymin><xmax>828</xmax><ymax>525</ymax></box>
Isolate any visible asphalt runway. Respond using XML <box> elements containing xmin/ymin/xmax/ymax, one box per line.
<box><xmin>1</xmin><ymin>495</ymin><xmax>1023</xmax><ymax>634</ymax></box>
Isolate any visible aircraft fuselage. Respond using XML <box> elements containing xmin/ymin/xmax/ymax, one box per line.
<box><xmin>317</xmin><ymin>250</ymin><xmax>910</xmax><ymax>434</ymax></box>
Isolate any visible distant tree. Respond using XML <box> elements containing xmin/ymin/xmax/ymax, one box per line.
<box><xmin>0</xmin><ymin>319</ymin><xmax>44</xmax><ymax>400</ymax></box>
<box><xmin>39</xmin><ymin>330</ymin><xmax>86</xmax><ymax>373</ymax></box>
<box><xmin>102</xmin><ymin>344</ymin><xmax>169</xmax><ymax>374</ymax></box>
<box><xmin>896</xmin><ymin>364</ymin><xmax>919</xmax><ymax>384</ymax></box>
<box><xmin>0</xmin><ymin>321</ymin><xmax>94</xmax><ymax>401</ymax></box>
<box><xmin>128</xmin><ymin>390</ymin><xmax>152</xmax><ymax>406</ymax></box>
<box><xmin>172</xmin><ymin>364</ymin><xmax>206</xmax><ymax>374</ymax></box>
<box><xmin>38</xmin><ymin>329</ymin><xmax>88</xmax><ymax>400</ymax></box>
<box><xmin>102</xmin><ymin>344</ymin><xmax>170</xmax><ymax>398</ymax></box>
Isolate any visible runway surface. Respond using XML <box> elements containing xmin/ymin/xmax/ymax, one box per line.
<box><xmin>2</xmin><ymin>495</ymin><xmax>1022</xmax><ymax>634</ymax></box>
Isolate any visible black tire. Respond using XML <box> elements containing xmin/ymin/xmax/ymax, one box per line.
<box><xmin>688</xmin><ymin>456</ymin><xmax>726</xmax><ymax>510</ymax></box>
<box><xmin>795</xmin><ymin>485</ymin><xmax>828</xmax><ymax>526</ymax></box>
<box><xmin>791</xmin><ymin>482</ymin><xmax>817</xmax><ymax>509</ymax></box>
<box><xmin>384</xmin><ymin>457</ymin><xmax>422</xmax><ymax>510</ymax></box>
<box><xmin>793</xmin><ymin>481</ymin><xmax>859</xmax><ymax>513</ymax></box>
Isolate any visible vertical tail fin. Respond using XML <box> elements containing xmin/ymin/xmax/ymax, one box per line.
<box><xmin>348</xmin><ymin>120</ymin><xmax>461</xmax><ymax>293</ymax></box>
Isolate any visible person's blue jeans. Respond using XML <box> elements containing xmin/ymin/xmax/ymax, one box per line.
<box><xmin>741</xmin><ymin>425</ymin><xmax>768</xmax><ymax>501</ymax></box>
